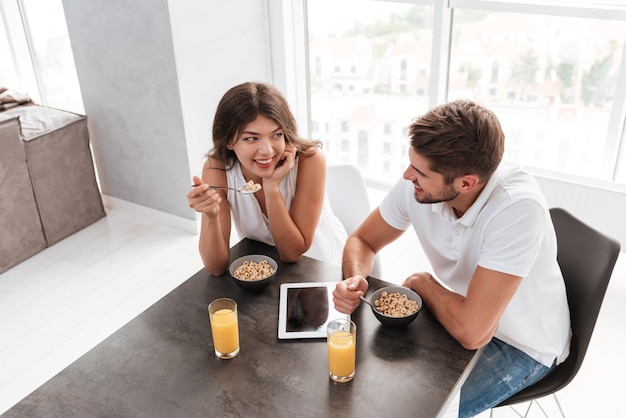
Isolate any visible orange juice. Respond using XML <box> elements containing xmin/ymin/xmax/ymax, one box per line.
<box><xmin>210</xmin><ymin>308</ymin><xmax>239</xmax><ymax>356</ymax></box>
<box><xmin>328</xmin><ymin>330</ymin><xmax>356</xmax><ymax>379</ymax></box>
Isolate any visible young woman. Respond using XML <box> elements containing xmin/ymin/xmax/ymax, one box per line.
<box><xmin>187</xmin><ymin>82</ymin><xmax>347</xmax><ymax>276</ymax></box>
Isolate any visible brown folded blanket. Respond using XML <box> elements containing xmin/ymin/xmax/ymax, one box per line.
<box><xmin>0</xmin><ymin>87</ymin><xmax>35</xmax><ymax>110</ymax></box>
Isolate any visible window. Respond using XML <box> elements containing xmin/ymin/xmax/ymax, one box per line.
<box><xmin>449</xmin><ymin>8</ymin><xmax>626</xmax><ymax>182</ymax></box>
<box><xmin>306</xmin><ymin>0</ymin><xmax>626</xmax><ymax>186</ymax></box>
<box><xmin>0</xmin><ymin>0</ymin><xmax>83</xmax><ymax>113</ymax></box>
<box><xmin>308</xmin><ymin>0</ymin><xmax>433</xmax><ymax>180</ymax></box>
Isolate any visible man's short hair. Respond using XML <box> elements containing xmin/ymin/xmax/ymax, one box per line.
<box><xmin>408</xmin><ymin>99</ymin><xmax>505</xmax><ymax>184</ymax></box>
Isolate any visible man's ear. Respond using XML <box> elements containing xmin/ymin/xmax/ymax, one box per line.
<box><xmin>458</xmin><ymin>174</ymin><xmax>480</xmax><ymax>193</ymax></box>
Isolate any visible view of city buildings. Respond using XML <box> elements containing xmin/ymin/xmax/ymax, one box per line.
<box><xmin>308</xmin><ymin>4</ymin><xmax>626</xmax><ymax>183</ymax></box>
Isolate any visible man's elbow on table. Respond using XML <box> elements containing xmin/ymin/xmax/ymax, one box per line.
<box><xmin>457</xmin><ymin>336</ymin><xmax>491</xmax><ymax>351</ymax></box>
<box><xmin>202</xmin><ymin>257</ymin><xmax>228</xmax><ymax>277</ymax></box>
<box><xmin>455</xmin><ymin>325</ymin><xmax>496</xmax><ymax>350</ymax></box>
<box><xmin>277</xmin><ymin>249</ymin><xmax>304</xmax><ymax>264</ymax></box>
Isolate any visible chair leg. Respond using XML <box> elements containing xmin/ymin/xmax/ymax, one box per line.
<box><xmin>519</xmin><ymin>395</ymin><xmax>566</xmax><ymax>418</ymax></box>
<box><xmin>534</xmin><ymin>400</ymin><xmax>550</xmax><ymax>417</ymax></box>
<box><xmin>491</xmin><ymin>394</ymin><xmax>566</xmax><ymax>418</ymax></box>
<box><xmin>553</xmin><ymin>394</ymin><xmax>566</xmax><ymax>418</ymax></box>
<box><xmin>533</xmin><ymin>394</ymin><xmax>566</xmax><ymax>418</ymax></box>
<box><xmin>520</xmin><ymin>401</ymin><xmax>534</xmax><ymax>418</ymax></box>
<box><xmin>490</xmin><ymin>403</ymin><xmax>527</xmax><ymax>418</ymax></box>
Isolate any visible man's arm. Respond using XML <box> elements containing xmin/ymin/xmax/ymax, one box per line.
<box><xmin>404</xmin><ymin>266</ymin><xmax>522</xmax><ymax>350</ymax></box>
<box><xmin>334</xmin><ymin>209</ymin><xmax>405</xmax><ymax>314</ymax></box>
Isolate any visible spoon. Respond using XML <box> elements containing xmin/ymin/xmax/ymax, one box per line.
<box><xmin>192</xmin><ymin>184</ymin><xmax>261</xmax><ymax>194</ymax></box>
<box><xmin>208</xmin><ymin>184</ymin><xmax>261</xmax><ymax>194</ymax></box>
<box><xmin>359</xmin><ymin>295</ymin><xmax>374</xmax><ymax>308</ymax></box>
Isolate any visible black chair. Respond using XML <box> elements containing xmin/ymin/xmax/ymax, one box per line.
<box><xmin>492</xmin><ymin>207</ymin><xmax>621</xmax><ymax>417</ymax></box>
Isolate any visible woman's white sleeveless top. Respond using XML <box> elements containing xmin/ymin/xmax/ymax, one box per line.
<box><xmin>225</xmin><ymin>158</ymin><xmax>347</xmax><ymax>266</ymax></box>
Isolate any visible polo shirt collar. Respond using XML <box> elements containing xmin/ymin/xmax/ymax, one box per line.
<box><xmin>431</xmin><ymin>166</ymin><xmax>507</xmax><ymax>226</ymax></box>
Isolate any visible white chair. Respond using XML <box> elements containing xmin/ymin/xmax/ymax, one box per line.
<box><xmin>326</xmin><ymin>164</ymin><xmax>382</xmax><ymax>278</ymax></box>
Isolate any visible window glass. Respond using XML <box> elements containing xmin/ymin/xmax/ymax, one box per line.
<box><xmin>449</xmin><ymin>11</ymin><xmax>625</xmax><ymax>181</ymax></box>
<box><xmin>307</xmin><ymin>0</ymin><xmax>433</xmax><ymax>181</ymax></box>
<box><xmin>20</xmin><ymin>0</ymin><xmax>83</xmax><ymax>113</ymax></box>
<box><xmin>307</xmin><ymin>1</ymin><xmax>626</xmax><ymax>185</ymax></box>
<box><xmin>0</xmin><ymin>0</ymin><xmax>39</xmax><ymax>100</ymax></box>
<box><xmin>0</xmin><ymin>8</ymin><xmax>19</xmax><ymax>84</ymax></box>
<box><xmin>1</xmin><ymin>0</ymin><xmax>82</xmax><ymax>112</ymax></box>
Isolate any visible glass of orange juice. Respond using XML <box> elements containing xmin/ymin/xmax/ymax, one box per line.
<box><xmin>208</xmin><ymin>298</ymin><xmax>240</xmax><ymax>359</ymax></box>
<box><xmin>327</xmin><ymin>318</ymin><xmax>356</xmax><ymax>382</ymax></box>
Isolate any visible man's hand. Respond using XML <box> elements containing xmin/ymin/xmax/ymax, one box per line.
<box><xmin>333</xmin><ymin>275</ymin><xmax>369</xmax><ymax>314</ymax></box>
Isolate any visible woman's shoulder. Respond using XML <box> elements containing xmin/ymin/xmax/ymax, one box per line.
<box><xmin>205</xmin><ymin>157</ymin><xmax>226</xmax><ymax>170</ymax></box>
<box><xmin>294</xmin><ymin>148</ymin><xmax>326</xmax><ymax>191</ymax></box>
<box><xmin>202</xmin><ymin>157</ymin><xmax>227</xmax><ymax>183</ymax></box>
<box><xmin>298</xmin><ymin>146</ymin><xmax>326</xmax><ymax>169</ymax></box>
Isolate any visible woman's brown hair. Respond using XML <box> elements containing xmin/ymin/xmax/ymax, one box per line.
<box><xmin>207</xmin><ymin>82</ymin><xmax>321</xmax><ymax>169</ymax></box>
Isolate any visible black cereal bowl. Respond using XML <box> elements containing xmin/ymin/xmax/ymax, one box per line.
<box><xmin>228</xmin><ymin>254</ymin><xmax>278</xmax><ymax>293</ymax></box>
<box><xmin>368</xmin><ymin>286</ymin><xmax>422</xmax><ymax>328</ymax></box>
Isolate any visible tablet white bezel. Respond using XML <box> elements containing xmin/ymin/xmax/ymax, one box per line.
<box><xmin>278</xmin><ymin>282</ymin><xmax>350</xmax><ymax>339</ymax></box>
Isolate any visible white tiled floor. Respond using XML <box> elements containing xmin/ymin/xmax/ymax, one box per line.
<box><xmin>0</xmin><ymin>204</ymin><xmax>624</xmax><ymax>417</ymax></box>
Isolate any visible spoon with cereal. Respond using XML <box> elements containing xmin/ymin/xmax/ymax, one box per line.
<box><xmin>198</xmin><ymin>180</ymin><xmax>262</xmax><ymax>194</ymax></box>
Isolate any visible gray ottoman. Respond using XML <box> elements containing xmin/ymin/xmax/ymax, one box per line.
<box><xmin>5</xmin><ymin>105</ymin><xmax>105</xmax><ymax>247</ymax></box>
<box><xmin>0</xmin><ymin>114</ymin><xmax>47</xmax><ymax>273</ymax></box>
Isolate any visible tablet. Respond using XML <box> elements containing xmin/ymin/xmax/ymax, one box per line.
<box><xmin>278</xmin><ymin>282</ymin><xmax>350</xmax><ymax>339</ymax></box>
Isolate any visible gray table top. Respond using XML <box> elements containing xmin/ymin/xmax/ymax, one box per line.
<box><xmin>5</xmin><ymin>239</ymin><xmax>477</xmax><ymax>418</ymax></box>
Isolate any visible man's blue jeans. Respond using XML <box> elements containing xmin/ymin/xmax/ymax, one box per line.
<box><xmin>459</xmin><ymin>338</ymin><xmax>556</xmax><ymax>418</ymax></box>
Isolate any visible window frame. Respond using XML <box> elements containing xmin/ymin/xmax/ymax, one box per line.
<box><xmin>271</xmin><ymin>0</ymin><xmax>626</xmax><ymax>185</ymax></box>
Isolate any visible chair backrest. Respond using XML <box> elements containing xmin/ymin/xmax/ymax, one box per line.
<box><xmin>325</xmin><ymin>164</ymin><xmax>382</xmax><ymax>277</ymax></box>
<box><xmin>498</xmin><ymin>207</ymin><xmax>621</xmax><ymax>405</ymax></box>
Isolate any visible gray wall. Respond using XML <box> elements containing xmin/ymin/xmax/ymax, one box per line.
<box><xmin>62</xmin><ymin>0</ymin><xmax>272</xmax><ymax>221</ymax></box>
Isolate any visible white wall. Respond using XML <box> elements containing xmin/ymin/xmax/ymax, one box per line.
<box><xmin>61</xmin><ymin>0</ymin><xmax>273</xmax><ymax>225</ymax></box>
<box><xmin>167</xmin><ymin>0</ymin><xmax>272</xmax><ymax>185</ymax></box>
<box><xmin>535</xmin><ymin>174</ymin><xmax>626</xmax><ymax>247</ymax></box>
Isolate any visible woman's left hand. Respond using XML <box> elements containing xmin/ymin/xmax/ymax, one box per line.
<box><xmin>267</xmin><ymin>142</ymin><xmax>296</xmax><ymax>186</ymax></box>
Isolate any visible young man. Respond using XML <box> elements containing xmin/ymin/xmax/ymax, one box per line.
<box><xmin>333</xmin><ymin>100</ymin><xmax>571</xmax><ymax>417</ymax></box>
